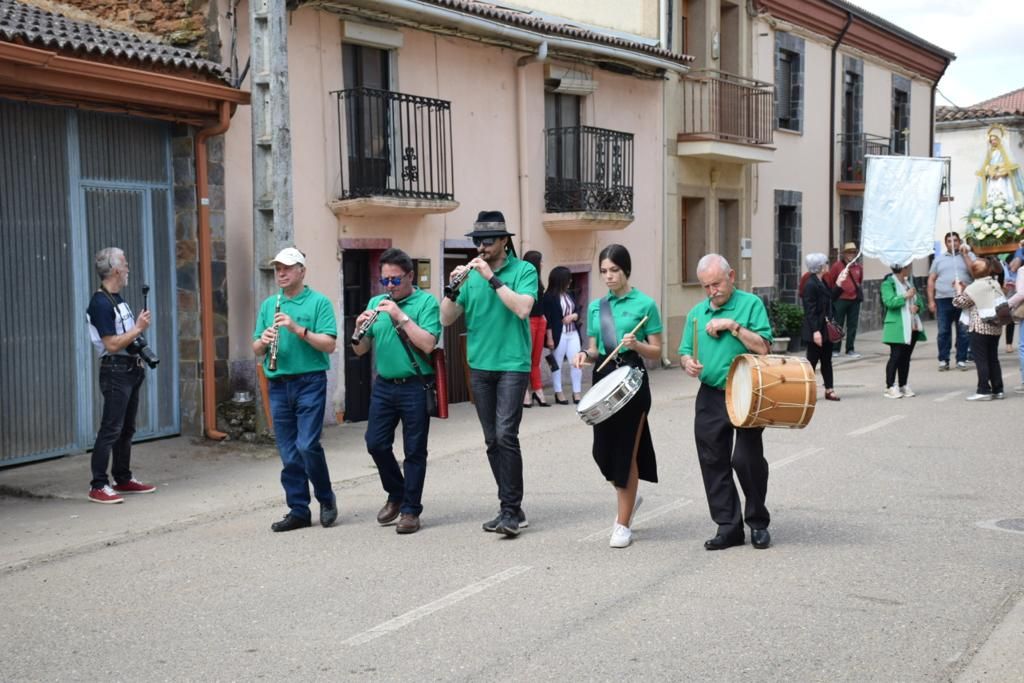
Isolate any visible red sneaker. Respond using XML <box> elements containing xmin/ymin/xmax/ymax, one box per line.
<box><xmin>112</xmin><ymin>478</ymin><xmax>156</xmax><ymax>494</ymax></box>
<box><xmin>89</xmin><ymin>485</ymin><xmax>124</xmax><ymax>504</ymax></box>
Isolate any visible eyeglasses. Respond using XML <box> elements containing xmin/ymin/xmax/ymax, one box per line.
<box><xmin>472</xmin><ymin>237</ymin><xmax>498</xmax><ymax>247</ymax></box>
<box><xmin>379</xmin><ymin>275</ymin><xmax>405</xmax><ymax>287</ymax></box>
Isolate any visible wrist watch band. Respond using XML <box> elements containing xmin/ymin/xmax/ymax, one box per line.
<box><xmin>488</xmin><ymin>275</ymin><xmax>505</xmax><ymax>290</ymax></box>
<box><xmin>396</xmin><ymin>314</ymin><xmax>410</xmax><ymax>329</ymax></box>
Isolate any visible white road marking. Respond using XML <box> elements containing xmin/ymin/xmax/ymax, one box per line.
<box><xmin>847</xmin><ymin>415</ymin><xmax>906</xmax><ymax>436</ymax></box>
<box><xmin>342</xmin><ymin>565</ymin><xmax>532</xmax><ymax>646</ymax></box>
<box><xmin>771</xmin><ymin>447</ymin><xmax>823</xmax><ymax>469</ymax></box>
<box><xmin>934</xmin><ymin>390</ymin><xmax>963</xmax><ymax>403</ymax></box>
<box><xmin>578</xmin><ymin>498</ymin><xmax>693</xmax><ymax>542</ymax></box>
<box><xmin>976</xmin><ymin>519</ymin><xmax>1024</xmax><ymax>537</ymax></box>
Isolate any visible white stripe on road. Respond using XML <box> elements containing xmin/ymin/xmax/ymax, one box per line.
<box><xmin>771</xmin><ymin>447</ymin><xmax>823</xmax><ymax>469</ymax></box>
<box><xmin>578</xmin><ymin>498</ymin><xmax>693</xmax><ymax>542</ymax></box>
<box><xmin>934</xmin><ymin>390</ymin><xmax>963</xmax><ymax>403</ymax></box>
<box><xmin>847</xmin><ymin>415</ymin><xmax>906</xmax><ymax>436</ymax></box>
<box><xmin>342</xmin><ymin>565</ymin><xmax>532</xmax><ymax>646</ymax></box>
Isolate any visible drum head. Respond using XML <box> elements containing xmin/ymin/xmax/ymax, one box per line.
<box><xmin>577</xmin><ymin>365</ymin><xmax>633</xmax><ymax>413</ymax></box>
<box><xmin>727</xmin><ymin>355</ymin><xmax>753</xmax><ymax>423</ymax></box>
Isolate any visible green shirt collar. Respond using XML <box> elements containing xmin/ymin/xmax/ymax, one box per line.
<box><xmin>283</xmin><ymin>285</ymin><xmax>312</xmax><ymax>303</ymax></box>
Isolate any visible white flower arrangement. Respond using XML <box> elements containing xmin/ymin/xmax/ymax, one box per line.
<box><xmin>965</xmin><ymin>192</ymin><xmax>1024</xmax><ymax>247</ymax></box>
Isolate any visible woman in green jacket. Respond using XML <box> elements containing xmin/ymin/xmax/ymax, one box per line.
<box><xmin>881</xmin><ymin>263</ymin><xmax>927</xmax><ymax>398</ymax></box>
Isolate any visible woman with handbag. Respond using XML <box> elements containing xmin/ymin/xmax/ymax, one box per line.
<box><xmin>953</xmin><ymin>257</ymin><xmax>1006</xmax><ymax>400</ymax></box>
<box><xmin>542</xmin><ymin>266</ymin><xmax>584</xmax><ymax>404</ymax></box>
<box><xmin>881</xmin><ymin>263</ymin><xmax>927</xmax><ymax>398</ymax></box>
<box><xmin>800</xmin><ymin>253</ymin><xmax>844</xmax><ymax>401</ymax></box>
<box><xmin>572</xmin><ymin>244</ymin><xmax>662</xmax><ymax>549</ymax></box>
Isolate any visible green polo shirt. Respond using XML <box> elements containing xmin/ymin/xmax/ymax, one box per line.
<box><xmin>456</xmin><ymin>254</ymin><xmax>537</xmax><ymax>372</ymax></box>
<box><xmin>678</xmin><ymin>289</ymin><xmax>772</xmax><ymax>389</ymax></box>
<box><xmin>364</xmin><ymin>288</ymin><xmax>441</xmax><ymax>379</ymax></box>
<box><xmin>253</xmin><ymin>286</ymin><xmax>337</xmax><ymax>378</ymax></box>
<box><xmin>586</xmin><ymin>287</ymin><xmax>664</xmax><ymax>354</ymax></box>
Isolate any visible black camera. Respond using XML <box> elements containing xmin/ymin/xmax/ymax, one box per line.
<box><xmin>126</xmin><ymin>336</ymin><xmax>159</xmax><ymax>368</ymax></box>
<box><xmin>127</xmin><ymin>284</ymin><xmax>160</xmax><ymax>368</ymax></box>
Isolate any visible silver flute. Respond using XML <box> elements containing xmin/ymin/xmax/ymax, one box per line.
<box><xmin>351</xmin><ymin>293</ymin><xmax>391</xmax><ymax>343</ymax></box>
<box><xmin>444</xmin><ymin>267</ymin><xmax>471</xmax><ymax>300</ymax></box>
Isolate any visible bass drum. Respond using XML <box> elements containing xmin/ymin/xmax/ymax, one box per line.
<box><xmin>576</xmin><ymin>365</ymin><xmax>643</xmax><ymax>426</ymax></box>
<box><xmin>725</xmin><ymin>354</ymin><xmax>816</xmax><ymax>429</ymax></box>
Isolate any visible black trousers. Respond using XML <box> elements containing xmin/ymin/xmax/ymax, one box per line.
<box><xmin>694</xmin><ymin>384</ymin><xmax>770</xmax><ymax>538</ymax></box>
<box><xmin>970</xmin><ymin>332</ymin><xmax>1003</xmax><ymax>395</ymax></box>
<box><xmin>91</xmin><ymin>361</ymin><xmax>145</xmax><ymax>489</ymax></box>
<box><xmin>805</xmin><ymin>337</ymin><xmax>834</xmax><ymax>389</ymax></box>
<box><xmin>885</xmin><ymin>337</ymin><xmax>918</xmax><ymax>388</ymax></box>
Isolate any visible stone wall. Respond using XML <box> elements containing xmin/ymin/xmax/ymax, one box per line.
<box><xmin>52</xmin><ymin>0</ymin><xmax>217</xmax><ymax>53</ymax></box>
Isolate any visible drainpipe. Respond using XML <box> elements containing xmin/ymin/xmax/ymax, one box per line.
<box><xmin>516</xmin><ymin>41</ymin><xmax>548</xmax><ymax>253</ymax></box>
<box><xmin>195</xmin><ymin>101</ymin><xmax>231</xmax><ymax>441</ymax></box>
<box><xmin>828</xmin><ymin>11</ymin><xmax>853</xmax><ymax>257</ymax></box>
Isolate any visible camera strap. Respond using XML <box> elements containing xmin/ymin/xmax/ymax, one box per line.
<box><xmin>98</xmin><ymin>288</ymin><xmax>135</xmax><ymax>336</ymax></box>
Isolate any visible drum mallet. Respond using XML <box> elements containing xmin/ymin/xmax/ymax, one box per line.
<box><xmin>596</xmin><ymin>316</ymin><xmax>649</xmax><ymax>373</ymax></box>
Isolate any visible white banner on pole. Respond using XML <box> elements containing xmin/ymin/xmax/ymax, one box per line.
<box><xmin>861</xmin><ymin>155</ymin><xmax>945</xmax><ymax>267</ymax></box>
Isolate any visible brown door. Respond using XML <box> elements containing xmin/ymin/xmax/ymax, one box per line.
<box><xmin>442</xmin><ymin>249</ymin><xmax>477</xmax><ymax>403</ymax></box>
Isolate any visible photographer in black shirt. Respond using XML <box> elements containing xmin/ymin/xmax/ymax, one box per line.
<box><xmin>85</xmin><ymin>247</ymin><xmax>157</xmax><ymax>504</ymax></box>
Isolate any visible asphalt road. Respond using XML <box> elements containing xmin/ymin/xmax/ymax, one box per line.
<box><xmin>1</xmin><ymin>327</ymin><xmax>1022</xmax><ymax>682</ymax></box>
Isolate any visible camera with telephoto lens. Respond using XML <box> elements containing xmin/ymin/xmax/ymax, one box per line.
<box><xmin>127</xmin><ymin>284</ymin><xmax>160</xmax><ymax>368</ymax></box>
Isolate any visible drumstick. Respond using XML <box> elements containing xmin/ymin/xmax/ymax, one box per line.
<box><xmin>596</xmin><ymin>316</ymin><xmax>649</xmax><ymax>373</ymax></box>
<box><xmin>691</xmin><ymin>317</ymin><xmax>699</xmax><ymax>364</ymax></box>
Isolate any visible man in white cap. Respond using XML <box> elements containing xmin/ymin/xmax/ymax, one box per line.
<box><xmin>253</xmin><ymin>247</ymin><xmax>339</xmax><ymax>532</ymax></box>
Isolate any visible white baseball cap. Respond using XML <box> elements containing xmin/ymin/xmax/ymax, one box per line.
<box><xmin>271</xmin><ymin>247</ymin><xmax>306</xmax><ymax>266</ymax></box>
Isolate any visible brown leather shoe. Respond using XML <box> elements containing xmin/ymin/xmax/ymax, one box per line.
<box><xmin>396</xmin><ymin>513</ymin><xmax>420</xmax><ymax>534</ymax></box>
<box><xmin>376</xmin><ymin>500</ymin><xmax>400</xmax><ymax>525</ymax></box>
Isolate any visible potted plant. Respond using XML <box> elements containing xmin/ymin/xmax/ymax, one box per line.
<box><xmin>964</xmin><ymin>194</ymin><xmax>1024</xmax><ymax>254</ymax></box>
<box><xmin>768</xmin><ymin>300</ymin><xmax>804</xmax><ymax>353</ymax></box>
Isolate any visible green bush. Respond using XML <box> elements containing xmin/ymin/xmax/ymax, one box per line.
<box><xmin>768</xmin><ymin>300</ymin><xmax>804</xmax><ymax>337</ymax></box>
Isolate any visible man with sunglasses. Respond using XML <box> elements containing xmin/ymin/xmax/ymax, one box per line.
<box><xmin>253</xmin><ymin>247</ymin><xmax>339</xmax><ymax>532</ymax></box>
<box><xmin>440</xmin><ymin>211</ymin><xmax>538</xmax><ymax>537</ymax></box>
<box><xmin>351</xmin><ymin>248</ymin><xmax>441</xmax><ymax>535</ymax></box>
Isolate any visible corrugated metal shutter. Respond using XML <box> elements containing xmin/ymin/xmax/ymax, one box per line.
<box><xmin>0</xmin><ymin>101</ymin><xmax>178</xmax><ymax>465</ymax></box>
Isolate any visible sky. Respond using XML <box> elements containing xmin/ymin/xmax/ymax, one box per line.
<box><xmin>847</xmin><ymin>0</ymin><xmax>1024</xmax><ymax>107</ymax></box>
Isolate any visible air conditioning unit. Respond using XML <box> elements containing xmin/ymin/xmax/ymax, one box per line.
<box><xmin>544</xmin><ymin>65</ymin><xmax>598</xmax><ymax>96</ymax></box>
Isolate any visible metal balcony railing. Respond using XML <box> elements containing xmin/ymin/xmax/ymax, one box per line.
<box><xmin>837</xmin><ymin>133</ymin><xmax>891</xmax><ymax>182</ymax></box>
<box><xmin>544</xmin><ymin>125</ymin><xmax>634</xmax><ymax>214</ymax></box>
<box><xmin>333</xmin><ymin>87</ymin><xmax>454</xmax><ymax>200</ymax></box>
<box><xmin>679</xmin><ymin>70</ymin><xmax>774</xmax><ymax>145</ymax></box>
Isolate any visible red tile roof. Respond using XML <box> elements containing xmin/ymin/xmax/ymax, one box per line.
<box><xmin>974</xmin><ymin>87</ymin><xmax>1024</xmax><ymax>113</ymax></box>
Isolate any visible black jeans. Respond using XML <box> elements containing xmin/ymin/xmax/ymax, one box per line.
<box><xmin>694</xmin><ymin>384</ymin><xmax>770</xmax><ymax>538</ymax></box>
<box><xmin>469</xmin><ymin>369</ymin><xmax>529</xmax><ymax>514</ymax></box>
<box><xmin>970</xmin><ymin>332</ymin><xmax>1003</xmax><ymax>395</ymax></box>
<box><xmin>91</xmin><ymin>360</ymin><xmax>145</xmax><ymax>489</ymax></box>
<box><xmin>806</xmin><ymin>338</ymin><xmax>834</xmax><ymax>389</ymax></box>
<box><xmin>885</xmin><ymin>337</ymin><xmax>918</xmax><ymax>389</ymax></box>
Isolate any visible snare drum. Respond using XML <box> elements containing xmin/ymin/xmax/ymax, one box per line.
<box><xmin>576</xmin><ymin>365</ymin><xmax>644</xmax><ymax>426</ymax></box>
<box><xmin>725</xmin><ymin>354</ymin><xmax>816</xmax><ymax>429</ymax></box>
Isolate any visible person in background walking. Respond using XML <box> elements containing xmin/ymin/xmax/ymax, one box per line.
<box><xmin>801</xmin><ymin>253</ymin><xmax>844</xmax><ymax>401</ymax></box>
<box><xmin>543</xmin><ymin>266</ymin><xmax>584</xmax><ymax>405</ymax></box>
<box><xmin>825</xmin><ymin>242</ymin><xmax>863</xmax><ymax>358</ymax></box>
<box><xmin>521</xmin><ymin>250</ymin><xmax>550</xmax><ymax>408</ymax></box>
<box><xmin>881</xmin><ymin>263</ymin><xmax>926</xmax><ymax>398</ymax></box>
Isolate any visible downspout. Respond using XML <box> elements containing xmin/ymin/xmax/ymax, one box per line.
<box><xmin>195</xmin><ymin>101</ymin><xmax>231</xmax><ymax>441</ymax></box>
<box><xmin>516</xmin><ymin>41</ymin><xmax>548</xmax><ymax>253</ymax></box>
<box><xmin>828</xmin><ymin>11</ymin><xmax>853</xmax><ymax>257</ymax></box>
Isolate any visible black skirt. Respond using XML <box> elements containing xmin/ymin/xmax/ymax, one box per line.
<box><xmin>590</xmin><ymin>354</ymin><xmax>658</xmax><ymax>487</ymax></box>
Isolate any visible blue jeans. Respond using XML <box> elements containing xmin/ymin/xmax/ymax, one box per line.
<box><xmin>268</xmin><ymin>371</ymin><xmax>335</xmax><ymax>521</ymax></box>
<box><xmin>365</xmin><ymin>377</ymin><xmax>430</xmax><ymax>515</ymax></box>
<box><xmin>469</xmin><ymin>370</ymin><xmax>530</xmax><ymax>513</ymax></box>
<box><xmin>90</xmin><ymin>360</ymin><xmax>145</xmax><ymax>489</ymax></box>
<box><xmin>935</xmin><ymin>297</ymin><xmax>969</xmax><ymax>363</ymax></box>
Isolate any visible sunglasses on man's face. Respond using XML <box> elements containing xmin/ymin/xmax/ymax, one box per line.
<box><xmin>473</xmin><ymin>237</ymin><xmax>499</xmax><ymax>247</ymax></box>
<box><xmin>379</xmin><ymin>275</ymin><xmax>406</xmax><ymax>287</ymax></box>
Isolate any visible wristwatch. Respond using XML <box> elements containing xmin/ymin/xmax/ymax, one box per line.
<box><xmin>488</xmin><ymin>275</ymin><xmax>505</xmax><ymax>291</ymax></box>
<box><xmin>396</xmin><ymin>314</ymin><xmax>410</xmax><ymax>329</ymax></box>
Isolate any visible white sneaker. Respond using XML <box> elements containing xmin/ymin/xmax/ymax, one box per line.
<box><xmin>965</xmin><ymin>393</ymin><xmax>993</xmax><ymax>401</ymax></box>
<box><xmin>610</xmin><ymin>523</ymin><xmax>632</xmax><ymax>548</ymax></box>
<box><xmin>883</xmin><ymin>386</ymin><xmax>902</xmax><ymax>399</ymax></box>
<box><xmin>900</xmin><ymin>386</ymin><xmax>915</xmax><ymax>398</ymax></box>
<box><xmin>1014</xmin><ymin>384</ymin><xmax>1024</xmax><ymax>394</ymax></box>
<box><xmin>957</xmin><ymin>362</ymin><xmax>969</xmax><ymax>371</ymax></box>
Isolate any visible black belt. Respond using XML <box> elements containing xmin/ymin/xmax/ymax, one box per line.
<box><xmin>379</xmin><ymin>376</ymin><xmax>418</xmax><ymax>384</ymax></box>
<box><xmin>101</xmin><ymin>355</ymin><xmax>143</xmax><ymax>368</ymax></box>
<box><xmin>267</xmin><ymin>371</ymin><xmax>320</xmax><ymax>383</ymax></box>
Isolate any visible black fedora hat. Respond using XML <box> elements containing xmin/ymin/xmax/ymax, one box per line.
<box><xmin>465</xmin><ymin>210</ymin><xmax>515</xmax><ymax>238</ymax></box>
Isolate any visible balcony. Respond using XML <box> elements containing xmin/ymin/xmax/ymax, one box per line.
<box><xmin>676</xmin><ymin>70</ymin><xmax>775</xmax><ymax>164</ymax></box>
<box><xmin>836</xmin><ymin>134</ymin><xmax>953</xmax><ymax>201</ymax></box>
<box><xmin>329</xmin><ymin>87</ymin><xmax>458</xmax><ymax>217</ymax></box>
<box><xmin>543</xmin><ymin>125</ymin><xmax>634</xmax><ymax>232</ymax></box>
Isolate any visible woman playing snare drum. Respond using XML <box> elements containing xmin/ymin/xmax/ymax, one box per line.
<box><xmin>573</xmin><ymin>244</ymin><xmax>662</xmax><ymax>549</ymax></box>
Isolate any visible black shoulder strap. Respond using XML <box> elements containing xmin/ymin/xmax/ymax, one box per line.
<box><xmin>397</xmin><ymin>329</ymin><xmax>430</xmax><ymax>379</ymax></box>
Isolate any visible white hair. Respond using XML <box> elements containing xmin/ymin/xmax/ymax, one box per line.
<box><xmin>696</xmin><ymin>253</ymin><xmax>731</xmax><ymax>275</ymax></box>
<box><xmin>94</xmin><ymin>247</ymin><xmax>125</xmax><ymax>280</ymax></box>
<box><xmin>805</xmin><ymin>252</ymin><xmax>828</xmax><ymax>273</ymax></box>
